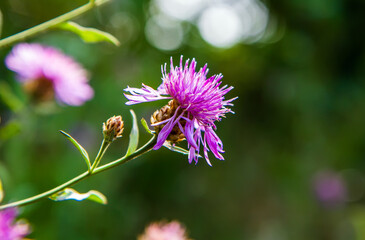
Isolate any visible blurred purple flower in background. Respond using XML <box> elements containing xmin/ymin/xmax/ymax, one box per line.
<box><xmin>0</xmin><ymin>208</ymin><xmax>30</xmax><ymax>240</ymax></box>
<box><xmin>5</xmin><ymin>43</ymin><xmax>94</xmax><ymax>106</ymax></box>
<box><xmin>124</xmin><ymin>57</ymin><xmax>236</xmax><ymax>165</ymax></box>
<box><xmin>138</xmin><ymin>221</ymin><xmax>190</xmax><ymax>240</ymax></box>
<box><xmin>313</xmin><ymin>170</ymin><xmax>347</xmax><ymax>208</ymax></box>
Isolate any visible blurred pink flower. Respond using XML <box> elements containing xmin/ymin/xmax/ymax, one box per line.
<box><xmin>138</xmin><ymin>221</ymin><xmax>190</xmax><ymax>240</ymax></box>
<box><xmin>313</xmin><ymin>170</ymin><xmax>347</xmax><ymax>207</ymax></box>
<box><xmin>0</xmin><ymin>208</ymin><xmax>30</xmax><ymax>240</ymax></box>
<box><xmin>5</xmin><ymin>43</ymin><xmax>94</xmax><ymax>106</ymax></box>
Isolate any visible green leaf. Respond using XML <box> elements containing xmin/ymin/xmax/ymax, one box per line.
<box><xmin>59</xmin><ymin>130</ymin><xmax>91</xmax><ymax>170</ymax></box>
<box><xmin>141</xmin><ymin>118</ymin><xmax>153</xmax><ymax>134</ymax></box>
<box><xmin>56</xmin><ymin>21</ymin><xmax>120</xmax><ymax>46</ymax></box>
<box><xmin>49</xmin><ymin>188</ymin><xmax>107</xmax><ymax>205</ymax></box>
<box><xmin>0</xmin><ymin>178</ymin><xmax>4</xmax><ymax>203</ymax></box>
<box><xmin>126</xmin><ymin>110</ymin><xmax>139</xmax><ymax>156</ymax></box>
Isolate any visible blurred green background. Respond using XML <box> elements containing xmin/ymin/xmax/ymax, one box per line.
<box><xmin>1</xmin><ymin>0</ymin><xmax>365</xmax><ymax>239</ymax></box>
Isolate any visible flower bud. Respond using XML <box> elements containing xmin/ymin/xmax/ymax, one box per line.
<box><xmin>103</xmin><ymin>115</ymin><xmax>124</xmax><ymax>142</ymax></box>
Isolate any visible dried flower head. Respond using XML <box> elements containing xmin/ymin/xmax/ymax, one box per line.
<box><xmin>138</xmin><ymin>221</ymin><xmax>190</xmax><ymax>240</ymax></box>
<box><xmin>0</xmin><ymin>208</ymin><xmax>30</xmax><ymax>240</ymax></box>
<box><xmin>103</xmin><ymin>115</ymin><xmax>124</xmax><ymax>142</ymax></box>
<box><xmin>5</xmin><ymin>43</ymin><xmax>94</xmax><ymax>106</ymax></box>
<box><xmin>124</xmin><ymin>57</ymin><xmax>236</xmax><ymax>165</ymax></box>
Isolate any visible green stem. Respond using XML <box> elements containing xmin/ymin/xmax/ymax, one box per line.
<box><xmin>0</xmin><ymin>0</ymin><xmax>109</xmax><ymax>49</ymax></box>
<box><xmin>90</xmin><ymin>139</ymin><xmax>110</xmax><ymax>172</ymax></box>
<box><xmin>94</xmin><ymin>135</ymin><xmax>157</xmax><ymax>174</ymax></box>
<box><xmin>0</xmin><ymin>135</ymin><xmax>157</xmax><ymax>210</ymax></box>
<box><xmin>0</xmin><ymin>172</ymin><xmax>89</xmax><ymax>210</ymax></box>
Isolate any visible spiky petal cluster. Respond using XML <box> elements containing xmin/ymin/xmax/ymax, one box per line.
<box><xmin>5</xmin><ymin>43</ymin><xmax>94</xmax><ymax>106</ymax></box>
<box><xmin>124</xmin><ymin>57</ymin><xmax>236</xmax><ymax>165</ymax></box>
<box><xmin>138</xmin><ymin>221</ymin><xmax>190</xmax><ymax>240</ymax></box>
<box><xmin>0</xmin><ymin>208</ymin><xmax>30</xmax><ymax>240</ymax></box>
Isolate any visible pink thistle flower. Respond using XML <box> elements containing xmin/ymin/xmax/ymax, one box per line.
<box><xmin>0</xmin><ymin>208</ymin><xmax>30</xmax><ymax>240</ymax></box>
<box><xmin>5</xmin><ymin>43</ymin><xmax>94</xmax><ymax>106</ymax></box>
<box><xmin>138</xmin><ymin>221</ymin><xmax>190</xmax><ymax>240</ymax></box>
<box><xmin>124</xmin><ymin>57</ymin><xmax>236</xmax><ymax>166</ymax></box>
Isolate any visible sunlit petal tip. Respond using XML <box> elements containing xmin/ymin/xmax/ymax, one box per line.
<box><xmin>206</xmin><ymin>159</ymin><xmax>213</xmax><ymax>166</ymax></box>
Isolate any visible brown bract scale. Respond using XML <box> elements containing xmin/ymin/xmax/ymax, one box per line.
<box><xmin>151</xmin><ymin>99</ymin><xmax>187</xmax><ymax>143</ymax></box>
<box><xmin>103</xmin><ymin>115</ymin><xmax>124</xmax><ymax>142</ymax></box>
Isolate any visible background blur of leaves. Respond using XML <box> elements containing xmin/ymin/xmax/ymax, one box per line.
<box><xmin>0</xmin><ymin>0</ymin><xmax>365</xmax><ymax>239</ymax></box>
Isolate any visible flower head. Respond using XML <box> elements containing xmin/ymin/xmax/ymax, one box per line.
<box><xmin>313</xmin><ymin>170</ymin><xmax>347</xmax><ymax>208</ymax></box>
<box><xmin>124</xmin><ymin>57</ymin><xmax>236</xmax><ymax>165</ymax></box>
<box><xmin>5</xmin><ymin>43</ymin><xmax>94</xmax><ymax>106</ymax></box>
<box><xmin>138</xmin><ymin>221</ymin><xmax>190</xmax><ymax>240</ymax></box>
<box><xmin>0</xmin><ymin>208</ymin><xmax>30</xmax><ymax>240</ymax></box>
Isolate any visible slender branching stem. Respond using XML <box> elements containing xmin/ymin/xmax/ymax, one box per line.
<box><xmin>0</xmin><ymin>0</ymin><xmax>109</xmax><ymax>48</ymax></box>
<box><xmin>0</xmin><ymin>135</ymin><xmax>156</xmax><ymax>210</ymax></box>
<box><xmin>90</xmin><ymin>139</ymin><xmax>110</xmax><ymax>172</ymax></box>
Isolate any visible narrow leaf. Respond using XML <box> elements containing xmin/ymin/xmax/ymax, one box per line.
<box><xmin>49</xmin><ymin>188</ymin><xmax>107</xmax><ymax>205</ymax></box>
<box><xmin>0</xmin><ymin>178</ymin><xmax>4</xmax><ymax>203</ymax></box>
<box><xmin>126</xmin><ymin>110</ymin><xmax>139</xmax><ymax>156</ymax></box>
<box><xmin>59</xmin><ymin>130</ymin><xmax>91</xmax><ymax>170</ymax></box>
<box><xmin>141</xmin><ymin>118</ymin><xmax>153</xmax><ymax>134</ymax></box>
<box><xmin>56</xmin><ymin>21</ymin><xmax>120</xmax><ymax>46</ymax></box>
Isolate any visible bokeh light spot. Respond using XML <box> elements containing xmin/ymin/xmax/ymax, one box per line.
<box><xmin>198</xmin><ymin>5</ymin><xmax>243</xmax><ymax>48</ymax></box>
<box><xmin>155</xmin><ymin>0</ymin><xmax>207</xmax><ymax>21</ymax></box>
<box><xmin>145</xmin><ymin>15</ymin><xmax>184</xmax><ymax>51</ymax></box>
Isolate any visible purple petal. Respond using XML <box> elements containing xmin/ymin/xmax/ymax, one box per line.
<box><xmin>153</xmin><ymin>107</ymin><xmax>184</xmax><ymax>150</ymax></box>
<box><xmin>205</xmin><ymin>127</ymin><xmax>224</xmax><ymax>160</ymax></box>
<box><xmin>188</xmin><ymin>146</ymin><xmax>196</xmax><ymax>164</ymax></box>
<box><xmin>183</xmin><ymin>119</ymin><xmax>198</xmax><ymax>149</ymax></box>
<box><xmin>124</xmin><ymin>84</ymin><xmax>171</xmax><ymax>105</ymax></box>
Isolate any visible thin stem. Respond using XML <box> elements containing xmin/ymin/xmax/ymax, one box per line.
<box><xmin>94</xmin><ymin>135</ymin><xmax>157</xmax><ymax>174</ymax></box>
<box><xmin>90</xmin><ymin>139</ymin><xmax>110</xmax><ymax>172</ymax></box>
<box><xmin>0</xmin><ymin>0</ymin><xmax>109</xmax><ymax>48</ymax></box>
<box><xmin>0</xmin><ymin>172</ymin><xmax>89</xmax><ymax>210</ymax></box>
<box><xmin>0</xmin><ymin>135</ymin><xmax>157</xmax><ymax>210</ymax></box>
